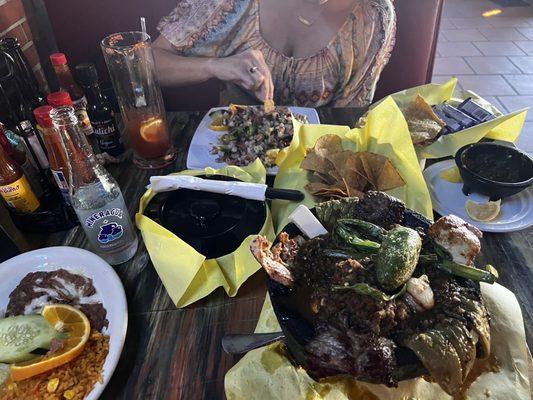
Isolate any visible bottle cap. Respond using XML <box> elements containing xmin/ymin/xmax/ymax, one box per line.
<box><xmin>75</xmin><ymin>63</ymin><xmax>99</xmax><ymax>86</ymax></box>
<box><xmin>34</xmin><ymin>105</ymin><xmax>54</xmax><ymax>128</ymax></box>
<box><xmin>47</xmin><ymin>91</ymin><xmax>73</xmax><ymax>107</ymax></box>
<box><xmin>0</xmin><ymin>37</ymin><xmax>19</xmax><ymax>51</ymax></box>
<box><xmin>50</xmin><ymin>53</ymin><xmax>67</xmax><ymax>66</ymax></box>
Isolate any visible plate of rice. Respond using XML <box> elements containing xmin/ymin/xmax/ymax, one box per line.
<box><xmin>0</xmin><ymin>246</ymin><xmax>128</xmax><ymax>400</ymax></box>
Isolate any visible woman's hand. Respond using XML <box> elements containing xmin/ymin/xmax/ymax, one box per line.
<box><xmin>207</xmin><ymin>49</ymin><xmax>274</xmax><ymax>102</ymax></box>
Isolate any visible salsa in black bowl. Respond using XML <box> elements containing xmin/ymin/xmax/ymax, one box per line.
<box><xmin>455</xmin><ymin>142</ymin><xmax>533</xmax><ymax>200</ymax></box>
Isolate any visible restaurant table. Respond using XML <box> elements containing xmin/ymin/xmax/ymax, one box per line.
<box><xmin>13</xmin><ymin>108</ymin><xmax>533</xmax><ymax>399</ymax></box>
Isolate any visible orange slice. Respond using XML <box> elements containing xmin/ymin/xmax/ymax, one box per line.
<box><xmin>140</xmin><ymin>117</ymin><xmax>165</xmax><ymax>143</ymax></box>
<box><xmin>10</xmin><ymin>305</ymin><xmax>91</xmax><ymax>381</ymax></box>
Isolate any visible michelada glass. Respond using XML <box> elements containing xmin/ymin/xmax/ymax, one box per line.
<box><xmin>101</xmin><ymin>31</ymin><xmax>176</xmax><ymax>169</ymax></box>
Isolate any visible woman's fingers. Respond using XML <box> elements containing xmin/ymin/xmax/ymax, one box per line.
<box><xmin>248</xmin><ymin>50</ymin><xmax>274</xmax><ymax>100</ymax></box>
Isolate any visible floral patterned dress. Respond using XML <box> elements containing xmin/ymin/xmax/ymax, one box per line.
<box><xmin>157</xmin><ymin>0</ymin><xmax>396</xmax><ymax>107</ymax></box>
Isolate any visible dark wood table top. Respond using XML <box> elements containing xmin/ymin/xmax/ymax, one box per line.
<box><xmin>14</xmin><ymin>108</ymin><xmax>533</xmax><ymax>400</ymax></box>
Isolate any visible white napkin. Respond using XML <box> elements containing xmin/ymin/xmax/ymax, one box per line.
<box><xmin>148</xmin><ymin>175</ymin><xmax>268</xmax><ymax>201</ymax></box>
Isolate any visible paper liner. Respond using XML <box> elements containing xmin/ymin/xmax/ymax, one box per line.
<box><xmin>135</xmin><ymin>160</ymin><xmax>275</xmax><ymax>307</ymax></box>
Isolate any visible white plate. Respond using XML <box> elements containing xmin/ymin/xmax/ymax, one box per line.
<box><xmin>186</xmin><ymin>106</ymin><xmax>320</xmax><ymax>175</ymax></box>
<box><xmin>0</xmin><ymin>247</ymin><xmax>128</xmax><ymax>400</ymax></box>
<box><xmin>423</xmin><ymin>159</ymin><xmax>533</xmax><ymax>233</ymax></box>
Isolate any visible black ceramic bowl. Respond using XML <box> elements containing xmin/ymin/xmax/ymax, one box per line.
<box><xmin>266</xmin><ymin>208</ymin><xmax>429</xmax><ymax>384</ymax></box>
<box><xmin>455</xmin><ymin>142</ymin><xmax>533</xmax><ymax>200</ymax></box>
<box><xmin>143</xmin><ymin>175</ymin><xmax>267</xmax><ymax>259</ymax></box>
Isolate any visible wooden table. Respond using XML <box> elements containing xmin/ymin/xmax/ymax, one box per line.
<box><xmin>15</xmin><ymin>109</ymin><xmax>533</xmax><ymax>399</ymax></box>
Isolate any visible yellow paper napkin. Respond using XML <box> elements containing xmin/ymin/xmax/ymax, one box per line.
<box><xmin>135</xmin><ymin>160</ymin><xmax>275</xmax><ymax>307</ymax></box>
<box><xmin>383</xmin><ymin>78</ymin><xmax>529</xmax><ymax>159</ymax></box>
<box><xmin>224</xmin><ymin>283</ymin><xmax>531</xmax><ymax>399</ymax></box>
<box><xmin>272</xmin><ymin>97</ymin><xmax>433</xmax><ymax>232</ymax></box>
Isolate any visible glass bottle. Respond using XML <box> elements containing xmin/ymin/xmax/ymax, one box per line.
<box><xmin>33</xmin><ymin>105</ymin><xmax>70</xmax><ymax>204</ymax></box>
<box><xmin>0</xmin><ymin>37</ymin><xmax>45</xmax><ymax>109</ymax></box>
<box><xmin>50</xmin><ymin>106</ymin><xmax>138</xmax><ymax>265</ymax></box>
<box><xmin>48</xmin><ymin>91</ymin><xmax>100</xmax><ymax>154</ymax></box>
<box><xmin>49</xmin><ymin>53</ymin><xmax>94</xmax><ymax>137</ymax></box>
<box><xmin>0</xmin><ymin>143</ymin><xmax>40</xmax><ymax>213</ymax></box>
<box><xmin>75</xmin><ymin>63</ymin><xmax>125</xmax><ymax>158</ymax></box>
<box><xmin>0</xmin><ymin>122</ymin><xmax>42</xmax><ymax>196</ymax></box>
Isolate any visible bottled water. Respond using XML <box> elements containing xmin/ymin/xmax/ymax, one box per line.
<box><xmin>50</xmin><ymin>106</ymin><xmax>138</xmax><ymax>265</ymax></box>
<box><xmin>71</xmin><ymin>181</ymin><xmax>138</xmax><ymax>265</ymax></box>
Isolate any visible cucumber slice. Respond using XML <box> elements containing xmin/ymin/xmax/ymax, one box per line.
<box><xmin>0</xmin><ymin>315</ymin><xmax>61</xmax><ymax>364</ymax></box>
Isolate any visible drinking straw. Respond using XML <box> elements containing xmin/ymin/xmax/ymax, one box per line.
<box><xmin>140</xmin><ymin>17</ymin><xmax>146</xmax><ymax>34</ymax></box>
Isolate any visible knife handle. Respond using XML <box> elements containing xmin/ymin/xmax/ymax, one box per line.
<box><xmin>265</xmin><ymin>188</ymin><xmax>305</xmax><ymax>201</ymax></box>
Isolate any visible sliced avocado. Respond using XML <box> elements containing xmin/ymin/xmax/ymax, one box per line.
<box><xmin>0</xmin><ymin>315</ymin><xmax>62</xmax><ymax>364</ymax></box>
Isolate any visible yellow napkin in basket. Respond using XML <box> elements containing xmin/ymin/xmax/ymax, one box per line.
<box><xmin>272</xmin><ymin>97</ymin><xmax>432</xmax><ymax>232</ymax></box>
<box><xmin>224</xmin><ymin>283</ymin><xmax>531</xmax><ymax>399</ymax></box>
<box><xmin>383</xmin><ymin>78</ymin><xmax>528</xmax><ymax>159</ymax></box>
<box><xmin>135</xmin><ymin>160</ymin><xmax>275</xmax><ymax>308</ymax></box>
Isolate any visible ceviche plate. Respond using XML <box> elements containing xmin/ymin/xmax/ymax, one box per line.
<box><xmin>0</xmin><ymin>246</ymin><xmax>128</xmax><ymax>400</ymax></box>
<box><xmin>186</xmin><ymin>106</ymin><xmax>320</xmax><ymax>174</ymax></box>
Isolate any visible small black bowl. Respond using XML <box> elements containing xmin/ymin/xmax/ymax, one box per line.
<box><xmin>455</xmin><ymin>142</ymin><xmax>533</xmax><ymax>201</ymax></box>
<box><xmin>143</xmin><ymin>175</ymin><xmax>267</xmax><ymax>259</ymax></box>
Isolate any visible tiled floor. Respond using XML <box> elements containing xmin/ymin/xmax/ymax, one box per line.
<box><xmin>432</xmin><ymin>0</ymin><xmax>533</xmax><ymax>152</ymax></box>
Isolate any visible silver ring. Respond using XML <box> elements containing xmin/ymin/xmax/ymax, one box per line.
<box><xmin>249</xmin><ymin>66</ymin><xmax>259</xmax><ymax>74</ymax></box>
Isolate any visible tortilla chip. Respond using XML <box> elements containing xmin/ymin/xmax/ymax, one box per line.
<box><xmin>313</xmin><ymin>171</ymin><xmax>337</xmax><ymax>185</ymax></box>
<box><xmin>359</xmin><ymin>152</ymin><xmax>405</xmax><ymax>191</ymax></box>
<box><xmin>343</xmin><ymin>153</ymin><xmax>369</xmax><ymax>190</ymax></box>
<box><xmin>402</xmin><ymin>95</ymin><xmax>446</xmax><ymax>145</ymax></box>
<box><xmin>313</xmin><ymin>134</ymin><xmax>344</xmax><ymax>159</ymax></box>
<box><xmin>301</xmin><ymin>136</ymin><xmax>404</xmax><ymax>200</ymax></box>
<box><xmin>264</xmin><ymin>99</ymin><xmax>275</xmax><ymax>113</ymax></box>
<box><xmin>300</xmin><ymin>151</ymin><xmax>335</xmax><ymax>175</ymax></box>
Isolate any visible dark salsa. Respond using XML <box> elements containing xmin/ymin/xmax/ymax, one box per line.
<box><xmin>462</xmin><ymin>148</ymin><xmax>531</xmax><ymax>183</ymax></box>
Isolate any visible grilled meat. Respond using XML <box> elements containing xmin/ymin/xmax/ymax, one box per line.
<box><xmin>428</xmin><ymin>215</ymin><xmax>482</xmax><ymax>265</ymax></box>
<box><xmin>251</xmin><ymin>235</ymin><xmax>296</xmax><ymax>287</ymax></box>
<box><xmin>349</xmin><ymin>191</ymin><xmax>405</xmax><ymax>229</ymax></box>
<box><xmin>253</xmin><ymin>194</ymin><xmax>492</xmax><ymax>395</ymax></box>
<box><xmin>305</xmin><ymin>327</ymin><xmax>398</xmax><ymax>386</ymax></box>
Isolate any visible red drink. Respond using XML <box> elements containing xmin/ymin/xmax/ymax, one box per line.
<box><xmin>123</xmin><ymin>111</ymin><xmax>171</xmax><ymax>160</ymax></box>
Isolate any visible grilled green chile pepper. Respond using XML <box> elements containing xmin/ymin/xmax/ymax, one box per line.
<box><xmin>435</xmin><ymin>261</ymin><xmax>498</xmax><ymax>284</ymax></box>
<box><xmin>336</xmin><ymin>219</ymin><xmax>386</xmax><ymax>242</ymax></box>
<box><xmin>332</xmin><ymin>282</ymin><xmax>406</xmax><ymax>302</ymax></box>
<box><xmin>376</xmin><ymin>226</ymin><xmax>422</xmax><ymax>291</ymax></box>
<box><xmin>333</xmin><ymin>224</ymin><xmax>381</xmax><ymax>254</ymax></box>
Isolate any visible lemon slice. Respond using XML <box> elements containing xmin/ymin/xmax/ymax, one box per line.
<box><xmin>465</xmin><ymin>199</ymin><xmax>501</xmax><ymax>222</ymax></box>
<box><xmin>440</xmin><ymin>166</ymin><xmax>462</xmax><ymax>183</ymax></box>
<box><xmin>208</xmin><ymin>122</ymin><xmax>228</xmax><ymax>131</ymax></box>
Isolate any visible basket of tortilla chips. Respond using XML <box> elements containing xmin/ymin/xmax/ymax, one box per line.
<box><xmin>272</xmin><ymin>97</ymin><xmax>432</xmax><ymax>231</ymax></box>
<box><xmin>384</xmin><ymin>78</ymin><xmax>528</xmax><ymax>160</ymax></box>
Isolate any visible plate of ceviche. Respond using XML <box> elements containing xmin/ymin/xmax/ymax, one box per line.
<box><xmin>0</xmin><ymin>246</ymin><xmax>127</xmax><ymax>400</ymax></box>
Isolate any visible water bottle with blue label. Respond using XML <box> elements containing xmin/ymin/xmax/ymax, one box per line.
<box><xmin>50</xmin><ymin>106</ymin><xmax>138</xmax><ymax>265</ymax></box>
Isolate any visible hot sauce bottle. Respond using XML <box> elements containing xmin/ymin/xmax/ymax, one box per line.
<box><xmin>33</xmin><ymin>105</ymin><xmax>70</xmax><ymax>204</ymax></box>
<box><xmin>49</xmin><ymin>53</ymin><xmax>94</xmax><ymax>138</ymax></box>
<box><xmin>0</xmin><ymin>143</ymin><xmax>40</xmax><ymax>213</ymax></box>
<box><xmin>48</xmin><ymin>91</ymin><xmax>100</xmax><ymax>155</ymax></box>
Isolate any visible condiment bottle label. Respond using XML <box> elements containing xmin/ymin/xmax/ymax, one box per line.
<box><xmin>73</xmin><ymin>96</ymin><xmax>94</xmax><ymax>136</ymax></box>
<box><xmin>0</xmin><ymin>176</ymin><xmax>40</xmax><ymax>212</ymax></box>
<box><xmin>92</xmin><ymin>119</ymin><xmax>124</xmax><ymax>155</ymax></box>
<box><xmin>51</xmin><ymin>169</ymin><xmax>71</xmax><ymax>204</ymax></box>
